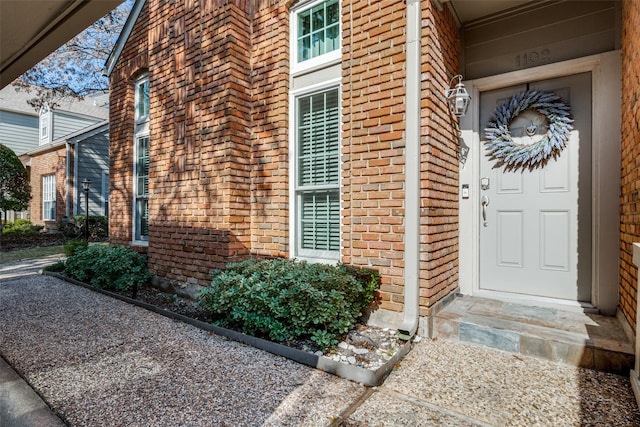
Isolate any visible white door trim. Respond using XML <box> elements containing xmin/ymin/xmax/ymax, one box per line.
<box><xmin>458</xmin><ymin>51</ymin><xmax>621</xmax><ymax>314</ymax></box>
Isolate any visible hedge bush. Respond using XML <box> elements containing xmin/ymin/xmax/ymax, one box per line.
<box><xmin>199</xmin><ymin>258</ymin><xmax>379</xmax><ymax>350</ymax></box>
<box><xmin>64</xmin><ymin>245</ymin><xmax>151</xmax><ymax>292</ymax></box>
<box><xmin>57</xmin><ymin>215</ymin><xmax>108</xmax><ymax>239</ymax></box>
<box><xmin>63</xmin><ymin>239</ymin><xmax>88</xmax><ymax>256</ymax></box>
<box><xmin>2</xmin><ymin>219</ymin><xmax>42</xmax><ymax>235</ymax></box>
<box><xmin>43</xmin><ymin>261</ymin><xmax>66</xmax><ymax>273</ymax></box>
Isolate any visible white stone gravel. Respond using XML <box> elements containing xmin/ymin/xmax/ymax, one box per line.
<box><xmin>0</xmin><ymin>275</ymin><xmax>364</xmax><ymax>426</ymax></box>
<box><xmin>349</xmin><ymin>337</ymin><xmax>640</xmax><ymax>426</ymax></box>
<box><xmin>2</xmin><ymin>271</ymin><xmax>640</xmax><ymax>426</ymax></box>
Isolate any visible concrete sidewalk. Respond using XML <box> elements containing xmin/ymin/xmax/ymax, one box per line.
<box><xmin>0</xmin><ymin>355</ymin><xmax>65</xmax><ymax>427</ymax></box>
<box><xmin>1</xmin><ymin>262</ymin><xmax>639</xmax><ymax>426</ymax></box>
<box><xmin>0</xmin><ymin>255</ymin><xmax>63</xmax><ymax>281</ymax></box>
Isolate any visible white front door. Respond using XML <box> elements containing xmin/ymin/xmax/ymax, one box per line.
<box><xmin>478</xmin><ymin>72</ymin><xmax>592</xmax><ymax>303</ymax></box>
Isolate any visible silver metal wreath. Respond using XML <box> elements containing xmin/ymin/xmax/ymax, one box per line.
<box><xmin>484</xmin><ymin>90</ymin><xmax>573</xmax><ymax>170</ymax></box>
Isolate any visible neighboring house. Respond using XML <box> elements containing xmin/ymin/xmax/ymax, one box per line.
<box><xmin>20</xmin><ymin>93</ymin><xmax>109</xmax><ymax>229</ymax></box>
<box><xmin>0</xmin><ymin>85</ymin><xmax>39</xmax><ymax>156</ymax></box>
<box><xmin>105</xmin><ymin>0</ymin><xmax>639</xmax><ymax>343</ymax></box>
<box><xmin>0</xmin><ymin>86</ymin><xmax>39</xmax><ymax>222</ymax></box>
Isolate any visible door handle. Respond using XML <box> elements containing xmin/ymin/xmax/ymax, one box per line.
<box><xmin>481</xmin><ymin>195</ymin><xmax>490</xmax><ymax>227</ymax></box>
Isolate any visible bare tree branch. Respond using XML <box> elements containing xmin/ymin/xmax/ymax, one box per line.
<box><xmin>12</xmin><ymin>0</ymin><xmax>133</xmax><ymax>109</ymax></box>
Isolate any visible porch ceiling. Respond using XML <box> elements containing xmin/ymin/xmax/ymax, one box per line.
<box><xmin>448</xmin><ymin>0</ymin><xmax>538</xmax><ymax>25</ymax></box>
<box><xmin>0</xmin><ymin>0</ymin><xmax>123</xmax><ymax>89</ymax></box>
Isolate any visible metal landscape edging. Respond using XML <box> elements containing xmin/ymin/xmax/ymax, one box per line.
<box><xmin>42</xmin><ymin>271</ymin><xmax>412</xmax><ymax>387</ymax></box>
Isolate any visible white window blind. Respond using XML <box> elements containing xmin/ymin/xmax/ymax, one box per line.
<box><xmin>133</xmin><ymin>75</ymin><xmax>150</xmax><ymax>242</ymax></box>
<box><xmin>135</xmin><ymin>135</ymin><xmax>149</xmax><ymax>240</ymax></box>
<box><xmin>296</xmin><ymin>87</ymin><xmax>340</xmax><ymax>257</ymax></box>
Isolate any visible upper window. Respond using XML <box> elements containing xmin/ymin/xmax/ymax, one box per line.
<box><xmin>133</xmin><ymin>75</ymin><xmax>150</xmax><ymax>243</ymax></box>
<box><xmin>39</xmin><ymin>104</ymin><xmax>50</xmax><ymax>145</ymax></box>
<box><xmin>135</xmin><ymin>77</ymin><xmax>150</xmax><ymax>123</ymax></box>
<box><xmin>292</xmin><ymin>0</ymin><xmax>340</xmax><ymax>72</ymax></box>
<box><xmin>42</xmin><ymin>175</ymin><xmax>56</xmax><ymax>221</ymax></box>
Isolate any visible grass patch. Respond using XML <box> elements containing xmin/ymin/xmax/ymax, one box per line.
<box><xmin>0</xmin><ymin>245</ymin><xmax>66</xmax><ymax>264</ymax></box>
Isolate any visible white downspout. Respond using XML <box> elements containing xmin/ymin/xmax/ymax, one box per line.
<box><xmin>398</xmin><ymin>0</ymin><xmax>421</xmax><ymax>340</ymax></box>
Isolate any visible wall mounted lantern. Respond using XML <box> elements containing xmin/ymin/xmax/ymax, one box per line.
<box><xmin>82</xmin><ymin>178</ymin><xmax>91</xmax><ymax>241</ymax></box>
<box><xmin>445</xmin><ymin>74</ymin><xmax>471</xmax><ymax>117</ymax></box>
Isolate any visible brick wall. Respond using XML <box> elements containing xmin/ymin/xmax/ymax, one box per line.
<box><xmin>28</xmin><ymin>145</ymin><xmax>69</xmax><ymax>228</ymax></box>
<box><xmin>109</xmin><ymin>0</ymin><xmax>149</xmax><ymax>245</ymax></box>
<box><xmin>342</xmin><ymin>0</ymin><xmax>409</xmax><ymax>313</ymax></box>
<box><xmin>249</xmin><ymin>1</ymin><xmax>290</xmax><ymax>258</ymax></box>
<box><xmin>148</xmin><ymin>0</ymin><xmax>253</xmax><ymax>286</ymax></box>
<box><xmin>419</xmin><ymin>1</ymin><xmax>460</xmax><ymax>315</ymax></box>
<box><xmin>111</xmin><ymin>0</ymin><xmax>256</xmax><ymax>287</ymax></box>
<box><xmin>111</xmin><ymin>0</ymin><xmax>461</xmax><ymax>312</ymax></box>
<box><xmin>341</xmin><ymin>0</ymin><xmax>460</xmax><ymax>315</ymax></box>
<box><xmin>619</xmin><ymin>0</ymin><xmax>640</xmax><ymax>329</ymax></box>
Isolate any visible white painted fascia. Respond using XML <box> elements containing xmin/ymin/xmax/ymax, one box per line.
<box><xmin>104</xmin><ymin>0</ymin><xmax>146</xmax><ymax>76</ymax></box>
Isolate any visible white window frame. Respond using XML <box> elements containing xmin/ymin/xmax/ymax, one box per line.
<box><xmin>39</xmin><ymin>104</ymin><xmax>51</xmax><ymax>145</ymax></box>
<box><xmin>290</xmin><ymin>0</ymin><xmax>341</xmax><ymax>75</ymax></box>
<box><xmin>42</xmin><ymin>174</ymin><xmax>56</xmax><ymax>221</ymax></box>
<box><xmin>133</xmin><ymin>74</ymin><xmax>149</xmax><ymax>244</ymax></box>
<box><xmin>290</xmin><ymin>79</ymin><xmax>342</xmax><ymax>262</ymax></box>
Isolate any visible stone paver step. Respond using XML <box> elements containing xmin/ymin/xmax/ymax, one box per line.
<box><xmin>433</xmin><ymin>296</ymin><xmax>635</xmax><ymax>375</ymax></box>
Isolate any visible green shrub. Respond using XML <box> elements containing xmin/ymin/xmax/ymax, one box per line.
<box><xmin>63</xmin><ymin>239</ymin><xmax>88</xmax><ymax>256</ymax></box>
<box><xmin>43</xmin><ymin>261</ymin><xmax>66</xmax><ymax>273</ymax></box>
<box><xmin>58</xmin><ymin>216</ymin><xmax>80</xmax><ymax>237</ymax></box>
<box><xmin>77</xmin><ymin>215</ymin><xmax>108</xmax><ymax>238</ymax></box>
<box><xmin>58</xmin><ymin>215</ymin><xmax>109</xmax><ymax>239</ymax></box>
<box><xmin>2</xmin><ymin>219</ymin><xmax>42</xmax><ymax>235</ymax></box>
<box><xmin>198</xmin><ymin>258</ymin><xmax>380</xmax><ymax>350</ymax></box>
<box><xmin>64</xmin><ymin>245</ymin><xmax>151</xmax><ymax>291</ymax></box>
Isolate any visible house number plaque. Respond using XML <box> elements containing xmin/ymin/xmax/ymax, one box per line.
<box><xmin>515</xmin><ymin>49</ymin><xmax>550</xmax><ymax>68</ymax></box>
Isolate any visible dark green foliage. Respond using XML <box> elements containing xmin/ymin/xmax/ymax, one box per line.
<box><xmin>43</xmin><ymin>261</ymin><xmax>66</xmax><ymax>273</ymax></box>
<box><xmin>63</xmin><ymin>239</ymin><xmax>88</xmax><ymax>256</ymax></box>
<box><xmin>0</xmin><ymin>233</ymin><xmax>67</xmax><ymax>251</ymax></box>
<box><xmin>57</xmin><ymin>217</ymin><xmax>80</xmax><ymax>237</ymax></box>
<box><xmin>0</xmin><ymin>145</ymin><xmax>31</xmax><ymax>249</ymax></box>
<box><xmin>199</xmin><ymin>258</ymin><xmax>380</xmax><ymax>350</ymax></box>
<box><xmin>2</xmin><ymin>219</ymin><xmax>42</xmax><ymax>235</ymax></box>
<box><xmin>64</xmin><ymin>245</ymin><xmax>151</xmax><ymax>291</ymax></box>
<box><xmin>76</xmin><ymin>215</ymin><xmax>109</xmax><ymax>238</ymax></box>
<box><xmin>58</xmin><ymin>215</ymin><xmax>108</xmax><ymax>238</ymax></box>
<box><xmin>0</xmin><ymin>145</ymin><xmax>31</xmax><ymax>215</ymax></box>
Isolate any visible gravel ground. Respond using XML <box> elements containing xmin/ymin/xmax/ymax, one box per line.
<box><xmin>128</xmin><ymin>285</ymin><xmax>404</xmax><ymax>371</ymax></box>
<box><xmin>0</xmin><ymin>275</ymin><xmax>364</xmax><ymax>426</ymax></box>
<box><xmin>344</xmin><ymin>338</ymin><xmax>640</xmax><ymax>426</ymax></box>
<box><xmin>2</xmin><ymin>271</ymin><xmax>639</xmax><ymax>426</ymax></box>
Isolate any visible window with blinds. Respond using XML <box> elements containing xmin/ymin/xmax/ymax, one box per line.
<box><xmin>42</xmin><ymin>175</ymin><xmax>56</xmax><ymax>221</ymax></box>
<box><xmin>135</xmin><ymin>135</ymin><xmax>149</xmax><ymax>240</ymax></box>
<box><xmin>133</xmin><ymin>75</ymin><xmax>149</xmax><ymax>242</ymax></box>
<box><xmin>296</xmin><ymin>87</ymin><xmax>340</xmax><ymax>258</ymax></box>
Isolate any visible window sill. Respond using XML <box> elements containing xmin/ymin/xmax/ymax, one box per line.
<box><xmin>294</xmin><ymin>255</ymin><xmax>340</xmax><ymax>265</ymax></box>
<box><xmin>130</xmin><ymin>240</ymin><xmax>149</xmax><ymax>247</ymax></box>
<box><xmin>290</xmin><ymin>55</ymin><xmax>341</xmax><ymax>79</ymax></box>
